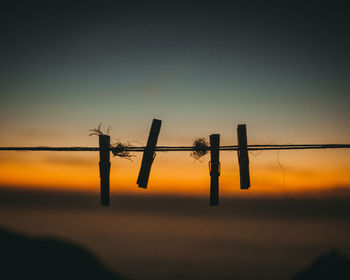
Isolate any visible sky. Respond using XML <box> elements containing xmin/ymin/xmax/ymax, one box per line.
<box><xmin>1</xmin><ymin>0</ymin><xmax>350</xmax><ymax>196</ymax></box>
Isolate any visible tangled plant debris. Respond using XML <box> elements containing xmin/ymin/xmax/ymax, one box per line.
<box><xmin>191</xmin><ymin>138</ymin><xmax>209</xmax><ymax>160</ymax></box>
<box><xmin>88</xmin><ymin>123</ymin><xmax>111</xmax><ymax>136</ymax></box>
<box><xmin>89</xmin><ymin>124</ymin><xmax>133</xmax><ymax>159</ymax></box>
<box><xmin>110</xmin><ymin>141</ymin><xmax>133</xmax><ymax>159</ymax></box>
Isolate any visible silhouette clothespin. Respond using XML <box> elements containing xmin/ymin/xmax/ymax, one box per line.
<box><xmin>137</xmin><ymin>119</ymin><xmax>162</xmax><ymax>188</ymax></box>
<box><xmin>209</xmin><ymin>134</ymin><xmax>220</xmax><ymax>205</ymax></box>
<box><xmin>99</xmin><ymin>134</ymin><xmax>110</xmax><ymax>206</ymax></box>
<box><xmin>237</xmin><ymin>124</ymin><xmax>250</xmax><ymax>189</ymax></box>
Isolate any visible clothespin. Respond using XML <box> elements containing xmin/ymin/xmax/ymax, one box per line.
<box><xmin>99</xmin><ymin>134</ymin><xmax>110</xmax><ymax>206</ymax></box>
<box><xmin>237</xmin><ymin>124</ymin><xmax>250</xmax><ymax>189</ymax></box>
<box><xmin>137</xmin><ymin>119</ymin><xmax>162</xmax><ymax>188</ymax></box>
<box><xmin>209</xmin><ymin>134</ymin><xmax>220</xmax><ymax>205</ymax></box>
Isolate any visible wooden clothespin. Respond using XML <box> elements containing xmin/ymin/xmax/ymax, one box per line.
<box><xmin>137</xmin><ymin>119</ymin><xmax>162</xmax><ymax>188</ymax></box>
<box><xmin>237</xmin><ymin>124</ymin><xmax>250</xmax><ymax>189</ymax></box>
<box><xmin>209</xmin><ymin>134</ymin><xmax>220</xmax><ymax>205</ymax></box>
<box><xmin>99</xmin><ymin>134</ymin><xmax>110</xmax><ymax>206</ymax></box>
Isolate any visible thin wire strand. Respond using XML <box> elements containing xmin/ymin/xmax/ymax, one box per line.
<box><xmin>0</xmin><ymin>144</ymin><xmax>350</xmax><ymax>152</ymax></box>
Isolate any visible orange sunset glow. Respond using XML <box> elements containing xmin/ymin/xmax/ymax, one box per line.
<box><xmin>1</xmin><ymin>147</ymin><xmax>349</xmax><ymax>196</ymax></box>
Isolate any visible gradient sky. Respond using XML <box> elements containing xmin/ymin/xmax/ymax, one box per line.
<box><xmin>1</xmin><ymin>0</ymin><xmax>350</xmax><ymax>195</ymax></box>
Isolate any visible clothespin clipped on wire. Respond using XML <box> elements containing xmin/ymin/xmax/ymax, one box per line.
<box><xmin>209</xmin><ymin>134</ymin><xmax>220</xmax><ymax>205</ymax></box>
<box><xmin>99</xmin><ymin>134</ymin><xmax>110</xmax><ymax>206</ymax></box>
<box><xmin>137</xmin><ymin>119</ymin><xmax>162</xmax><ymax>188</ymax></box>
<box><xmin>237</xmin><ymin>124</ymin><xmax>250</xmax><ymax>189</ymax></box>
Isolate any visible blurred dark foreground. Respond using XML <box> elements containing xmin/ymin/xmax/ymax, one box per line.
<box><xmin>1</xmin><ymin>227</ymin><xmax>350</xmax><ymax>280</ymax></box>
<box><xmin>0</xmin><ymin>187</ymin><xmax>350</xmax><ymax>280</ymax></box>
<box><xmin>0</xmin><ymin>227</ymin><xmax>124</xmax><ymax>280</ymax></box>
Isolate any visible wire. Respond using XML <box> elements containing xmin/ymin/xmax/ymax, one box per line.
<box><xmin>1</xmin><ymin>144</ymin><xmax>350</xmax><ymax>152</ymax></box>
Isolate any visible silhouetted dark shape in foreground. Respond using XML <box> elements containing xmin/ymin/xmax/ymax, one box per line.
<box><xmin>0</xmin><ymin>227</ymin><xmax>124</xmax><ymax>280</ymax></box>
<box><xmin>291</xmin><ymin>249</ymin><xmax>350</xmax><ymax>280</ymax></box>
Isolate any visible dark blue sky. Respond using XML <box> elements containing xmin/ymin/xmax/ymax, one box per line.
<box><xmin>1</xmin><ymin>0</ymin><xmax>349</xmax><ymax>145</ymax></box>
